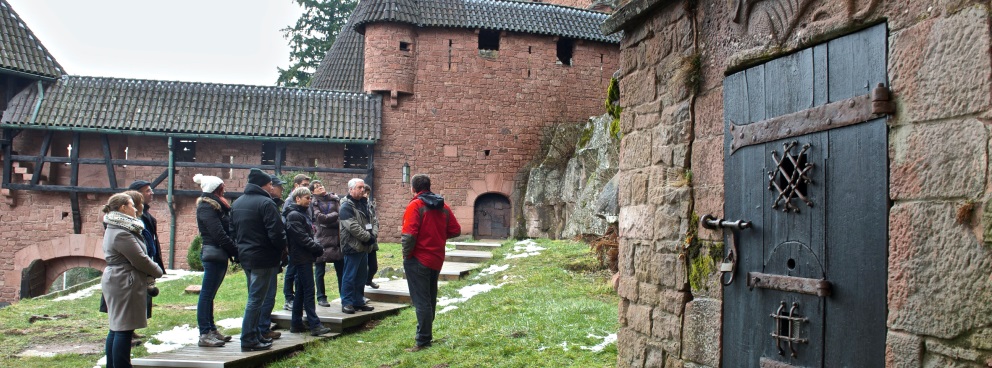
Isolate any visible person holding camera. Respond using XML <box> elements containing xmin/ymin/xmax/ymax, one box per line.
<box><xmin>100</xmin><ymin>192</ymin><xmax>164</xmax><ymax>368</ymax></box>
<box><xmin>193</xmin><ymin>174</ymin><xmax>238</xmax><ymax>347</ymax></box>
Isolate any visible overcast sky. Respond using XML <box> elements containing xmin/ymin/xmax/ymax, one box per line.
<box><xmin>7</xmin><ymin>0</ymin><xmax>305</xmax><ymax>86</ymax></box>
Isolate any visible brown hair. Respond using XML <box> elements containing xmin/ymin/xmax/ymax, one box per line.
<box><xmin>411</xmin><ymin>174</ymin><xmax>431</xmax><ymax>192</ymax></box>
<box><xmin>102</xmin><ymin>193</ymin><xmax>134</xmax><ymax>214</ymax></box>
<box><xmin>124</xmin><ymin>190</ymin><xmax>144</xmax><ymax>216</ymax></box>
<box><xmin>293</xmin><ymin>174</ymin><xmax>310</xmax><ymax>186</ymax></box>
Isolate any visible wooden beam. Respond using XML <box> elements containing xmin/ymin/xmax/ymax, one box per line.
<box><xmin>101</xmin><ymin>134</ymin><xmax>118</xmax><ymax>189</ymax></box>
<box><xmin>274</xmin><ymin>143</ymin><xmax>285</xmax><ymax>175</ymax></box>
<box><xmin>364</xmin><ymin>144</ymin><xmax>375</xmax><ymax>190</ymax></box>
<box><xmin>8</xmin><ymin>155</ymin><xmax>367</xmax><ymax>174</ymax></box>
<box><xmin>150</xmin><ymin>168</ymin><xmax>169</xmax><ymax>189</ymax></box>
<box><xmin>31</xmin><ymin>131</ymin><xmax>53</xmax><ymax>186</ymax></box>
<box><xmin>70</xmin><ymin>133</ymin><xmax>81</xmax><ymax>233</ymax></box>
<box><xmin>6</xmin><ymin>183</ymin><xmax>217</xmax><ymax>197</ymax></box>
<box><xmin>2</xmin><ymin>129</ymin><xmax>11</xmax><ymax>188</ymax></box>
<box><xmin>69</xmin><ymin>192</ymin><xmax>81</xmax><ymax>234</ymax></box>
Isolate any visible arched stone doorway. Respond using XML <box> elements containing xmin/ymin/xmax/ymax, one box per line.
<box><xmin>8</xmin><ymin>234</ymin><xmax>107</xmax><ymax>300</ymax></box>
<box><xmin>473</xmin><ymin>193</ymin><xmax>510</xmax><ymax>239</ymax></box>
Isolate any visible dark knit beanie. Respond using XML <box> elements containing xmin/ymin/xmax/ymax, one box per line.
<box><xmin>247</xmin><ymin>168</ymin><xmax>271</xmax><ymax>187</ymax></box>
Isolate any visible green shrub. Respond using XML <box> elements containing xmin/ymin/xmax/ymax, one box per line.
<box><xmin>187</xmin><ymin>235</ymin><xmax>203</xmax><ymax>271</ymax></box>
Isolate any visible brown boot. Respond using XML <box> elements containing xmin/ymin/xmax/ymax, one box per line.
<box><xmin>198</xmin><ymin>334</ymin><xmax>225</xmax><ymax>347</ymax></box>
<box><xmin>209</xmin><ymin>329</ymin><xmax>232</xmax><ymax>342</ymax></box>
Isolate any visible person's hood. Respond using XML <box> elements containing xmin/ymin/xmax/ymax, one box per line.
<box><xmin>417</xmin><ymin>191</ymin><xmax>445</xmax><ymax>209</ymax></box>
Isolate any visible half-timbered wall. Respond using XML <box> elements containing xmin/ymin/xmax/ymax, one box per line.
<box><xmin>0</xmin><ymin>130</ymin><xmax>354</xmax><ymax>303</ymax></box>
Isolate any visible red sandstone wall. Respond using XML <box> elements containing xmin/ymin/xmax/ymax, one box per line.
<box><xmin>364</xmin><ymin>23</ymin><xmax>417</xmax><ymax>95</ymax></box>
<box><xmin>365</xmin><ymin>27</ymin><xmax>619</xmax><ymax>239</ymax></box>
<box><xmin>0</xmin><ymin>131</ymin><xmax>352</xmax><ymax>302</ymax></box>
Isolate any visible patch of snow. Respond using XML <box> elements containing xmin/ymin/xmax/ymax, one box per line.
<box><xmin>372</xmin><ymin>277</ymin><xmax>390</xmax><ymax>283</ymax></box>
<box><xmin>515</xmin><ymin>239</ymin><xmax>537</xmax><ymax>246</ymax></box>
<box><xmin>94</xmin><ymin>355</ymin><xmax>106</xmax><ymax>368</ymax></box>
<box><xmin>579</xmin><ymin>333</ymin><xmax>617</xmax><ymax>352</ymax></box>
<box><xmin>537</xmin><ymin>346</ymin><xmax>548</xmax><ymax>352</ymax></box>
<box><xmin>505</xmin><ymin>252</ymin><xmax>538</xmax><ymax>259</ymax></box>
<box><xmin>54</xmin><ymin>269</ymin><xmax>202</xmax><ymax>301</ymax></box>
<box><xmin>438</xmin><ymin>305</ymin><xmax>459</xmax><ymax>314</ymax></box>
<box><xmin>437</xmin><ymin>283</ymin><xmax>505</xmax><ymax>307</ymax></box>
<box><xmin>473</xmin><ymin>264</ymin><xmax>510</xmax><ymax>279</ymax></box>
<box><xmin>512</xmin><ymin>243</ymin><xmax>546</xmax><ymax>253</ymax></box>
<box><xmin>560</xmin><ymin>341</ymin><xmax>570</xmax><ymax>351</ymax></box>
<box><xmin>503</xmin><ymin>240</ymin><xmax>545</xmax><ymax>260</ymax></box>
<box><xmin>144</xmin><ymin>324</ymin><xmax>198</xmax><ymax>353</ymax></box>
<box><xmin>216</xmin><ymin>318</ymin><xmax>243</xmax><ymax>329</ymax></box>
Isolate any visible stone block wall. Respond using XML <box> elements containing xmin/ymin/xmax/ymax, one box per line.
<box><xmin>368</xmin><ymin>26</ymin><xmax>619</xmax><ymax>239</ymax></box>
<box><xmin>611</xmin><ymin>0</ymin><xmax>992</xmax><ymax>366</ymax></box>
<box><xmin>0</xmin><ymin>131</ymin><xmax>352</xmax><ymax>303</ymax></box>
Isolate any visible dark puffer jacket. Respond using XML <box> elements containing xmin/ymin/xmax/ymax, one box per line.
<box><xmin>284</xmin><ymin>203</ymin><xmax>324</xmax><ymax>265</ymax></box>
<box><xmin>310</xmin><ymin>192</ymin><xmax>341</xmax><ymax>262</ymax></box>
<box><xmin>231</xmin><ymin>183</ymin><xmax>287</xmax><ymax>269</ymax></box>
<box><xmin>196</xmin><ymin>193</ymin><xmax>237</xmax><ymax>263</ymax></box>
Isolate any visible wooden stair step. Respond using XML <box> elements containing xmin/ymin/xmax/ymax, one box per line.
<box><xmin>269</xmin><ymin>300</ymin><xmax>407</xmax><ymax>333</ymax></box>
<box><xmin>132</xmin><ymin>330</ymin><xmax>336</xmax><ymax>368</ymax></box>
<box><xmin>440</xmin><ymin>261</ymin><xmax>482</xmax><ymax>281</ymax></box>
<box><xmin>448</xmin><ymin>241</ymin><xmax>502</xmax><ymax>251</ymax></box>
<box><xmin>364</xmin><ymin>279</ymin><xmax>449</xmax><ymax>304</ymax></box>
<box><xmin>444</xmin><ymin>249</ymin><xmax>492</xmax><ymax>263</ymax></box>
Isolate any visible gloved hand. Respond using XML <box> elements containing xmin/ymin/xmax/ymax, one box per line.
<box><xmin>368</xmin><ymin>235</ymin><xmax>377</xmax><ymax>245</ymax></box>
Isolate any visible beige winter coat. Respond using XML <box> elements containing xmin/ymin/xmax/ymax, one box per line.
<box><xmin>101</xmin><ymin>224</ymin><xmax>164</xmax><ymax>331</ymax></box>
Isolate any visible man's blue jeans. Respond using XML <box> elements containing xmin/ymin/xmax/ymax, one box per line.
<box><xmin>241</xmin><ymin>267</ymin><xmax>278</xmax><ymax>345</ymax></box>
<box><xmin>292</xmin><ymin>262</ymin><xmax>321</xmax><ymax>329</ymax></box>
<box><xmin>341</xmin><ymin>252</ymin><xmax>368</xmax><ymax>307</ymax></box>
<box><xmin>197</xmin><ymin>260</ymin><xmax>228</xmax><ymax>335</ymax></box>
<box><xmin>283</xmin><ymin>263</ymin><xmax>296</xmax><ymax>303</ymax></box>
<box><xmin>405</xmin><ymin>257</ymin><xmax>440</xmax><ymax>347</ymax></box>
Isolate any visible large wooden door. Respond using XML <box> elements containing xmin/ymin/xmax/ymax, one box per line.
<box><xmin>473</xmin><ymin>193</ymin><xmax>510</xmax><ymax>239</ymax></box>
<box><xmin>722</xmin><ymin>24</ymin><xmax>888</xmax><ymax>367</ymax></box>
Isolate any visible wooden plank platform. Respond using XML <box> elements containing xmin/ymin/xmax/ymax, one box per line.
<box><xmin>132</xmin><ymin>330</ymin><xmax>337</xmax><ymax>368</ymax></box>
<box><xmin>440</xmin><ymin>261</ymin><xmax>481</xmax><ymax>281</ymax></box>
<box><xmin>364</xmin><ymin>279</ymin><xmax>450</xmax><ymax>304</ymax></box>
<box><xmin>444</xmin><ymin>249</ymin><xmax>493</xmax><ymax>263</ymax></box>
<box><xmin>269</xmin><ymin>300</ymin><xmax>406</xmax><ymax>333</ymax></box>
<box><xmin>448</xmin><ymin>241</ymin><xmax>502</xmax><ymax>251</ymax></box>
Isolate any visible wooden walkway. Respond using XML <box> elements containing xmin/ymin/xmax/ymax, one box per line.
<box><xmin>132</xmin><ymin>330</ymin><xmax>336</xmax><ymax>368</ymax></box>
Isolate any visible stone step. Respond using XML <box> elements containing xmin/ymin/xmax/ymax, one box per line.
<box><xmin>270</xmin><ymin>299</ymin><xmax>406</xmax><ymax>333</ymax></box>
<box><xmin>444</xmin><ymin>249</ymin><xmax>492</xmax><ymax>263</ymax></box>
<box><xmin>1</xmin><ymin>188</ymin><xmax>9</xmax><ymax>196</ymax></box>
<box><xmin>448</xmin><ymin>241</ymin><xmax>502</xmax><ymax>251</ymax></box>
<box><xmin>13</xmin><ymin>166</ymin><xmax>27</xmax><ymax>174</ymax></box>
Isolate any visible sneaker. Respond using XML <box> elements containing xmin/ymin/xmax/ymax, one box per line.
<box><xmin>209</xmin><ymin>329</ymin><xmax>232</xmax><ymax>342</ymax></box>
<box><xmin>262</xmin><ymin>330</ymin><xmax>282</xmax><ymax>340</ymax></box>
<box><xmin>241</xmin><ymin>341</ymin><xmax>272</xmax><ymax>352</ymax></box>
<box><xmin>367</xmin><ymin>281</ymin><xmax>380</xmax><ymax>289</ymax></box>
<box><xmin>342</xmin><ymin>305</ymin><xmax>356</xmax><ymax>314</ymax></box>
<box><xmin>311</xmin><ymin>326</ymin><xmax>333</xmax><ymax>336</ymax></box>
<box><xmin>317</xmin><ymin>300</ymin><xmax>331</xmax><ymax>307</ymax></box>
<box><xmin>198</xmin><ymin>334</ymin><xmax>225</xmax><ymax>347</ymax></box>
<box><xmin>283</xmin><ymin>301</ymin><xmax>293</xmax><ymax>311</ymax></box>
<box><xmin>356</xmin><ymin>305</ymin><xmax>374</xmax><ymax>312</ymax></box>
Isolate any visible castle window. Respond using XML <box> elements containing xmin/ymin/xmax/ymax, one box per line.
<box><xmin>557</xmin><ymin>38</ymin><xmax>574</xmax><ymax>66</ymax></box>
<box><xmin>343</xmin><ymin>144</ymin><xmax>370</xmax><ymax>169</ymax></box>
<box><xmin>173</xmin><ymin>139</ymin><xmax>196</xmax><ymax>162</ymax></box>
<box><xmin>479</xmin><ymin>30</ymin><xmax>500</xmax><ymax>51</ymax></box>
<box><xmin>261</xmin><ymin>142</ymin><xmax>285</xmax><ymax>166</ymax></box>
<box><xmin>400</xmin><ymin>41</ymin><xmax>411</xmax><ymax>52</ymax></box>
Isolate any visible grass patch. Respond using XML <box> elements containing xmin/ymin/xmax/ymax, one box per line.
<box><xmin>0</xmin><ymin>240</ymin><xmax>617</xmax><ymax>367</ymax></box>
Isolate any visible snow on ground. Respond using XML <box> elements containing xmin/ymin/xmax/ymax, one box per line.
<box><xmin>437</xmin><ymin>283</ymin><xmax>505</xmax><ymax>307</ymax></box>
<box><xmin>217</xmin><ymin>317</ymin><xmax>243</xmax><ymax>329</ymax></box>
<box><xmin>438</xmin><ymin>305</ymin><xmax>459</xmax><ymax>314</ymax></box>
<box><xmin>143</xmin><ymin>324</ymin><xmax>199</xmax><ymax>353</ymax></box>
<box><xmin>55</xmin><ymin>269</ymin><xmax>202</xmax><ymax>301</ymax></box>
<box><xmin>472</xmin><ymin>264</ymin><xmax>510</xmax><ymax>279</ymax></box>
<box><xmin>505</xmin><ymin>239</ymin><xmax>546</xmax><ymax>259</ymax></box>
<box><xmin>579</xmin><ymin>333</ymin><xmax>617</xmax><ymax>352</ymax></box>
<box><xmin>371</xmin><ymin>277</ymin><xmax>390</xmax><ymax>283</ymax></box>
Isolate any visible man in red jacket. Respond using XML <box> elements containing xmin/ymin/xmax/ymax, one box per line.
<box><xmin>401</xmin><ymin>174</ymin><xmax>461</xmax><ymax>352</ymax></box>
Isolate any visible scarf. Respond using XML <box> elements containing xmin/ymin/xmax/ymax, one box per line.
<box><xmin>103</xmin><ymin>211</ymin><xmax>145</xmax><ymax>235</ymax></box>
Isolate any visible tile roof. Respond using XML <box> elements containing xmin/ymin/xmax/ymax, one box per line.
<box><xmin>1</xmin><ymin>75</ymin><xmax>382</xmax><ymax>141</ymax></box>
<box><xmin>352</xmin><ymin>0</ymin><xmax>621</xmax><ymax>44</ymax></box>
<box><xmin>0</xmin><ymin>0</ymin><xmax>65</xmax><ymax>79</ymax></box>
<box><xmin>310</xmin><ymin>14</ymin><xmax>365</xmax><ymax>92</ymax></box>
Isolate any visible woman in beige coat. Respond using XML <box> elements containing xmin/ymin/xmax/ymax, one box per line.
<box><xmin>101</xmin><ymin>192</ymin><xmax>164</xmax><ymax>368</ymax></box>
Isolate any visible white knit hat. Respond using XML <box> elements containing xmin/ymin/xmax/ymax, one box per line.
<box><xmin>193</xmin><ymin>174</ymin><xmax>224</xmax><ymax>193</ymax></box>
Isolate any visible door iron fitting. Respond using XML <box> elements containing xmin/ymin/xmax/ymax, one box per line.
<box><xmin>702</xmin><ymin>214</ymin><xmax>752</xmax><ymax>286</ymax></box>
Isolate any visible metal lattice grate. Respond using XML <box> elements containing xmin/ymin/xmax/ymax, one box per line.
<box><xmin>768</xmin><ymin>141</ymin><xmax>813</xmax><ymax>212</ymax></box>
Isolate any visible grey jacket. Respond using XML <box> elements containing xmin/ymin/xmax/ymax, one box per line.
<box><xmin>339</xmin><ymin>195</ymin><xmax>378</xmax><ymax>254</ymax></box>
<box><xmin>101</xmin><ymin>224</ymin><xmax>164</xmax><ymax>331</ymax></box>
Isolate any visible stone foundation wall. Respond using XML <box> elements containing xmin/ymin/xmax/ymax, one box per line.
<box><xmin>0</xmin><ymin>131</ymin><xmax>351</xmax><ymax>303</ymax></box>
<box><xmin>611</xmin><ymin>0</ymin><xmax>992</xmax><ymax>366</ymax></box>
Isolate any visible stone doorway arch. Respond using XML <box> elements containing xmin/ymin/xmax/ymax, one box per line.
<box><xmin>473</xmin><ymin>193</ymin><xmax>511</xmax><ymax>239</ymax></box>
<box><xmin>9</xmin><ymin>234</ymin><xmax>106</xmax><ymax>299</ymax></box>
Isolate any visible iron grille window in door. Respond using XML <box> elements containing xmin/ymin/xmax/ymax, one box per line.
<box><xmin>768</xmin><ymin>141</ymin><xmax>812</xmax><ymax>212</ymax></box>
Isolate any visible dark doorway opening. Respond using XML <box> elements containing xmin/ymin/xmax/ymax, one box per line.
<box><xmin>473</xmin><ymin>193</ymin><xmax>510</xmax><ymax>239</ymax></box>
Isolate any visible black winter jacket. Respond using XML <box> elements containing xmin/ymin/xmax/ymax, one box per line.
<box><xmin>140</xmin><ymin>206</ymin><xmax>167</xmax><ymax>274</ymax></box>
<box><xmin>231</xmin><ymin>184</ymin><xmax>287</xmax><ymax>269</ymax></box>
<box><xmin>196</xmin><ymin>193</ymin><xmax>237</xmax><ymax>263</ymax></box>
<box><xmin>310</xmin><ymin>192</ymin><xmax>341</xmax><ymax>262</ymax></box>
<box><xmin>284</xmin><ymin>203</ymin><xmax>323</xmax><ymax>265</ymax></box>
